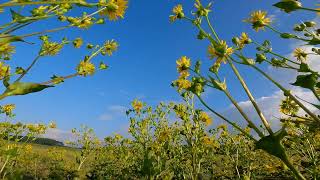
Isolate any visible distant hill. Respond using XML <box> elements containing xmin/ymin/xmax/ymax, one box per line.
<box><xmin>5</xmin><ymin>136</ymin><xmax>64</xmax><ymax>147</ymax></box>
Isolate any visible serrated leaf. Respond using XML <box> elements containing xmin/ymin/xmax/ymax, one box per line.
<box><xmin>291</xmin><ymin>73</ymin><xmax>318</xmax><ymax>90</ymax></box>
<box><xmin>10</xmin><ymin>9</ymin><xmax>44</xmax><ymax>23</ymax></box>
<box><xmin>298</xmin><ymin>63</ymin><xmax>311</xmax><ymax>73</ymax></box>
<box><xmin>10</xmin><ymin>9</ymin><xmax>25</xmax><ymax>22</ymax></box>
<box><xmin>255</xmin><ymin>128</ymin><xmax>287</xmax><ymax>159</ymax></box>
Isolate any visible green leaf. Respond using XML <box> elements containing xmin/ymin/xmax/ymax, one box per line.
<box><xmin>298</xmin><ymin>63</ymin><xmax>311</xmax><ymax>73</ymax></box>
<box><xmin>10</xmin><ymin>9</ymin><xmax>25</xmax><ymax>22</ymax></box>
<box><xmin>2</xmin><ymin>82</ymin><xmax>53</xmax><ymax>97</ymax></box>
<box><xmin>255</xmin><ymin>128</ymin><xmax>287</xmax><ymax>160</ymax></box>
<box><xmin>0</xmin><ymin>35</ymin><xmax>24</xmax><ymax>46</ymax></box>
<box><xmin>273</xmin><ymin>1</ymin><xmax>302</xmax><ymax>13</ymax></box>
<box><xmin>291</xmin><ymin>73</ymin><xmax>318</xmax><ymax>90</ymax></box>
<box><xmin>99</xmin><ymin>62</ymin><xmax>108</xmax><ymax>70</ymax></box>
<box><xmin>308</xmin><ymin>37</ymin><xmax>320</xmax><ymax>45</ymax></box>
<box><xmin>209</xmin><ymin>76</ymin><xmax>226</xmax><ymax>91</ymax></box>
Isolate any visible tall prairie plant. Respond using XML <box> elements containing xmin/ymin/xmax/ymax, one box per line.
<box><xmin>0</xmin><ymin>0</ymin><xmax>127</xmax><ymax>177</ymax></box>
<box><xmin>170</xmin><ymin>0</ymin><xmax>320</xmax><ymax>179</ymax></box>
<box><xmin>0</xmin><ymin>0</ymin><xmax>127</xmax><ymax>100</ymax></box>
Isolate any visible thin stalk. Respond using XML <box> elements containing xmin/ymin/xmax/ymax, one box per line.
<box><xmin>312</xmin><ymin>87</ymin><xmax>320</xmax><ymax>102</ymax></box>
<box><xmin>0</xmin><ymin>1</ymin><xmax>85</xmax><ymax>7</ymax></box>
<box><xmin>20</xmin><ymin>26</ymin><xmax>69</xmax><ymax>38</ymax></box>
<box><xmin>0</xmin><ymin>22</ymin><xmax>15</xmax><ymax>31</ymax></box>
<box><xmin>0</xmin><ymin>156</ymin><xmax>9</xmax><ymax>174</ymax></box>
<box><xmin>15</xmin><ymin>41</ymin><xmax>67</xmax><ymax>82</ymax></box>
<box><xmin>252</xmin><ymin>41</ymin><xmax>300</xmax><ymax>66</ymax></box>
<box><xmin>281</xmin><ymin>153</ymin><xmax>306</xmax><ymax>180</ymax></box>
<box><xmin>15</xmin><ymin>55</ymin><xmax>41</xmax><ymax>82</ymax></box>
<box><xmin>2</xmin><ymin>22</ymin><xmax>33</xmax><ymax>35</ymax></box>
<box><xmin>205</xmin><ymin>15</ymin><xmax>220</xmax><ymax>42</ymax></box>
<box><xmin>252</xmin><ymin>65</ymin><xmax>320</xmax><ymax>123</ymax></box>
<box><xmin>226</xmin><ymin>57</ymin><xmax>274</xmax><ymax>136</ymax></box>
<box><xmin>41</xmin><ymin>73</ymin><xmax>78</xmax><ymax>85</ymax></box>
<box><xmin>299</xmin><ymin>7</ymin><xmax>320</xmax><ymax>13</ymax></box>
<box><xmin>266</xmin><ymin>25</ymin><xmax>310</xmax><ymax>42</ymax></box>
<box><xmin>223</xmin><ymin>89</ymin><xmax>264</xmax><ymax>138</ymax></box>
<box><xmin>197</xmin><ymin>95</ymin><xmax>257</xmax><ymax>142</ymax></box>
<box><xmin>189</xmin><ymin>68</ymin><xmax>263</xmax><ymax>137</ymax></box>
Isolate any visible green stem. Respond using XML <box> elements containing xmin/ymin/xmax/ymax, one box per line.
<box><xmin>223</xmin><ymin>89</ymin><xmax>265</xmax><ymax>138</ymax></box>
<box><xmin>41</xmin><ymin>73</ymin><xmax>78</xmax><ymax>85</ymax></box>
<box><xmin>0</xmin><ymin>156</ymin><xmax>9</xmax><ymax>175</ymax></box>
<box><xmin>252</xmin><ymin>65</ymin><xmax>320</xmax><ymax>123</ymax></box>
<box><xmin>266</xmin><ymin>25</ymin><xmax>310</xmax><ymax>42</ymax></box>
<box><xmin>299</xmin><ymin>7</ymin><xmax>320</xmax><ymax>13</ymax></box>
<box><xmin>0</xmin><ymin>22</ymin><xmax>15</xmax><ymax>31</ymax></box>
<box><xmin>205</xmin><ymin>15</ymin><xmax>220</xmax><ymax>42</ymax></box>
<box><xmin>312</xmin><ymin>87</ymin><xmax>320</xmax><ymax>102</ymax></box>
<box><xmin>15</xmin><ymin>55</ymin><xmax>41</xmax><ymax>82</ymax></box>
<box><xmin>197</xmin><ymin>95</ymin><xmax>257</xmax><ymax>142</ymax></box>
<box><xmin>227</xmin><ymin>57</ymin><xmax>274</xmax><ymax>136</ymax></box>
<box><xmin>252</xmin><ymin>41</ymin><xmax>300</xmax><ymax>66</ymax></box>
<box><xmin>0</xmin><ymin>1</ymin><xmax>92</xmax><ymax>7</ymax></box>
<box><xmin>190</xmin><ymin>68</ymin><xmax>264</xmax><ymax>137</ymax></box>
<box><xmin>281</xmin><ymin>152</ymin><xmax>306</xmax><ymax>180</ymax></box>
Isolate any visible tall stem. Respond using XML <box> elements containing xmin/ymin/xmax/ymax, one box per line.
<box><xmin>0</xmin><ymin>156</ymin><xmax>9</xmax><ymax>175</ymax></box>
<box><xmin>252</xmin><ymin>65</ymin><xmax>320</xmax><ymax>123</ymax></box>
<box><xmin>226</xmin><ymin>58</ymin><xmax>274</xmax><ymax>136</ymax></box>
<box><xmin>223</xmin><ymin>89</ymin><xmax>264</xmax><ymax>138</ymax></box>
<box><xmin>197</xmin><ymin>95</ymin><xmax>257</xmax><ymax>142</ymax></box>
<box><xmin>281</xmin><ymin>152</ymin><xmax>306</xmax><ymax>180</ymax></box>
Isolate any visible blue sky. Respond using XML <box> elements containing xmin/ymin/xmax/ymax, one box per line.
<box><xmin>0</xmin><ymin>0</ymin><xmax>318</xmax><ymax>138</ymax></box>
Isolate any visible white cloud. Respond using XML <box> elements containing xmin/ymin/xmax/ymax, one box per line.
<box><xmin>220</xmin><ymin>42</ymin><xmax>320</xmax><ymax>131</ymax></box>
<box><xmin>43</xmin><ymin>128</ymin><xmax>75</xmax><ymax>143</ymax></box>
<box><xmin>222</xmin><ymin>87</ymin><xmax>318</xmax><ymax>131</ymax></box>
<box><xmin>98</xmin><ymin>105</ymin><xmax>128</xmax><ymax>121</ymax></box>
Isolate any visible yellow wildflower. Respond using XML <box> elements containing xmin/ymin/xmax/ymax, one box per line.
<box><xmin>280</xmin><ymin>96</ymin><xmax>299</xmax><ymax>115</ymax></box>
<box><xmin>0</xmin><ymin>43</ymin><xmax>15</xmax><ymax>59</ymax></box>
<box><xmin>176</xmin><ymin>56</ymin><xmax>191</xmax><ymax>73</ymax></box>
<box><xmin>99</xmin><ymin>0</ymin><xmax>128</xmax><ymax>21</ymax></box>
<box><xmin>238</xmin><ymin>32</ymin><xmax>251</xmax><ymax>48</ymax></box>
<box><xmin>40</xmin><ymin>41</ymin><xmax>63</xmax><ymax>56</ymax></box>
<box><xmin>179</xmin><ymin>70</ymin><xmax>190</xmax><ymax>79</ymax></box>
<box><xmin>132</xmin><ymin>99</ymin><xmax>143</xmax><ymax>112</ymax></box>
<box><xmin>6</xmin><ymin>143</ymin><xmax>18</xmax><ymax>150</ymax></box>
<box><xmin>103</xmin><ymin>40</ymin><xmax>118</xmax><ymax>56</ymax></box>
<box><xmin>208</xmin><ymin>41</ymin><xmax>233</xmax><ymax>64</ymax></box>
<box><xmin>49</xmin><ymin>122</ymin><xmax>57</xmax><ymax>129</ymax></box>
<box><xmin>175</xmin><ymin>78</ymin><xmax>192</xmax><ymax>91</ymax></box>
<box><xmin>202</xmin><ymin>135</ymin><xmax>213</xmax><ymax>145</ymax></box>
<box><xmin>158</xmin><ymin>130</ymin><xmax>170</xmax><ymax>142</ymax></box>
<box><xmin>199</xmin><ymin>111</ymin><xmax>212</xmax><ymax>126</ymax></box>
<box><xmin>217</xmin><ymin>124</ymin><xmax>227</xmax><ymax>131</ymax></box>
<box><xmin>0</xmin><ymin>62</ymin><xmax>10</xmax><ymax>80</ymax></box>
<box><xmin>77</xmin><ymin>60</ymin><xmax>95</xmax><ymax>76</ymax></box>
<box><xmin>245</xmin><ymin>11</ymin><xmax>271</xmax><ymax>31</ymax></box>
<box><xmin>170</xmin><ymin>4</ymin><xmax>184</xmax><ymax>22</ymax></box>
<box><xmin>25</xmin><ymin>144</ymin><xmax>33</xmax><ymax>152</ymax></box>
<box><xmin>1</xmin><ymin>104</ymin><xmax>15</xmax><ymax>116</ymax></box>
<box><xmin>73</xmin><ymin>38</ymin><xmax>83</xmax><ymax>48</ymax></box>
<box><xmin>78</xmin><ymin>17</ymin><xmax>94</xmax><ymax>29</ymax></box>
<box><xmin>293</xmin><ymin>48</ymin><xmax>307</xmax><ymax>62</ymax></box>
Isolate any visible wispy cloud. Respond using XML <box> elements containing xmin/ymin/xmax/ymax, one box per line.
<box><xmin>43</xmin><ymin>128</ymin><xmax>75</xmax><ymax>143</ymax></box>
<box><xmin>98</xmin><ymin>105</ymin><xmax>128</xmax><ymax>121</ymax></box>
